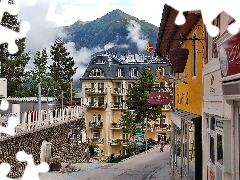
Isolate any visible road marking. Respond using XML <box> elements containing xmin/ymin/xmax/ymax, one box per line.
<box><xmin>66</xmin><ymin>164</ymin><xmax>101</xmax><ymax>180</ymax></box>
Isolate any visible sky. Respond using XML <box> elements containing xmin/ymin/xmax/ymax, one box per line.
<box><xmin>14</xmin><ymin>0</ymin><xmax>165</xmax><ymax>84</ymax></box>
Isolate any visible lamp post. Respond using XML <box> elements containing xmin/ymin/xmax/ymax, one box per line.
<box><xmin>61</xmin><ymin>90</ymin><xmax>64</xmax><ymax>110</ymax></box>
<box><xmin>145</xmin><ymin>113</ymin><xmax>148</xmax><ymax>151</ymax></box>
<box><xmin>38</xmin><ymin>82</ymin><xmax>41</xmax><ymax>121</ymax></box>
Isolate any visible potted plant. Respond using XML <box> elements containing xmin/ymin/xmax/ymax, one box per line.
<box><xmin>49</xmin><ymin>157</ymin><xmax>62</xmax><ymax>171</ymax></box>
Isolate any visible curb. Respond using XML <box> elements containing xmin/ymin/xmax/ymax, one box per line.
<box><xmin>120</xmin><ymin>145</ymin><xmax>159</xmax><ymax>162</ymax></box>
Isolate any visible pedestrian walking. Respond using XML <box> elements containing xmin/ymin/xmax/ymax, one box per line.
<box><xmin>159</xmin><ymin>135</ymin><xmax>164</xmax><ymax>152</ymax></box>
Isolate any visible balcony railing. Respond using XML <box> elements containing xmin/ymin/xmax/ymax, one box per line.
<box><xmin>109</xmin><ymin>139</ymin><xmax>122</xmax><ymax>145</ymax></box>
<box><xmin>154</xmin><ymin>124</ymin><xmax>171</xmax><ymax>131</ymax></box>
<box><xmin>111</xmin><ymin>88</ymin><xmax>127</xmax><ymax>95</ymax></box>
<box><xmin>111</xmin><ymin>102</ymin><xmax>123</xmax><ymax>109</ymax></box>
<box><xmin>86</xmin><ymin>102</ymin><xmax>106</xmax><ymax>109</ymax></box>
<box><xmin>85</xmin><ymin>88</ymin><xmax>107</xmax><ymax>94</ymax></box>
<box><xmin>90</xmin><ymin>138</ymin><xmax>104</xmax><ymax>144</ymax></box>
<box><xmin>110</xmin><ymin>122</ymin><xmax>122</xmax><ymax>129</ymax></box>
<box><xmin>89</xmin><ymin>121</ymin><xmax>103</xmax><ymax>128</ymax></box>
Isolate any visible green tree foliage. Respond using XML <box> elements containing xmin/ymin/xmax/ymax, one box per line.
<box><xmin>121</xmin><ymin>67</ymin><xmax>162</xmax><ymax>135</ymax></box>
<box><xmin>49</xmin><ymin>38</ymin><xmax>77</xmax><ymax>98</ymax></box>
<box><xmin>28</xmin><ymin>48</ymin><xmax>61</xmax><ymax>97</ymax></box>
<box><xmin>0</xmin><ymin>0</ymin><xmax>31</xmax><ymax>97</ymax></box>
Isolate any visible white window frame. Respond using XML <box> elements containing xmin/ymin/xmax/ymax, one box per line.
<box><xmin>130</xmin><ymin>68</ymin><xmax>138</xmax><ymax>77</ymax></box>
<box><xmin>92</xmin><ymin>114</ymin><xmax>97</xmax><ymax>122</ymax></box>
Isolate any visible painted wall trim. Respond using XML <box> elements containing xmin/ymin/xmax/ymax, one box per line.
<box><xmin>203</xmin><ymin>107</ymin><xmax>222</xmax><ymax>116</ymax></box>
<box><xmin>220</xmin><ymin>73</ymin><xmax>240</xmax><ymax>82</ymax></box>
<box><xmin>203</xmin><ymin>96</ymin><xmax>222</xmax><ymax>102</ymax></box>
<box><xmin>203</xmin><ymin>63</ymin><xmax>220</xmax><ymax>75</ymax></box>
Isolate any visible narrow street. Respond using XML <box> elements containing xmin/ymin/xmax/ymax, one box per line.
<box><xmin>39</xmin><ymin>145</ymin><xmax>172</xmax><ymax>180</ymax></box>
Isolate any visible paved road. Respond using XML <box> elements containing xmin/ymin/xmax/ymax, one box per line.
<box><xmin>39</xmin><ymin>145</ymin><xmax>172</xmax><ymax>180</ymax></box>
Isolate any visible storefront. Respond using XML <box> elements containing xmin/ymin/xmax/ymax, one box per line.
<box><xmin>171</xmin><ymin>107</ymin><xmax>202</xmax><ymax>180</ymax></box>
<box><xmin>215</xmin><ymin>30</ymin><xmax>240</xmax><ymax>180</ymax></box>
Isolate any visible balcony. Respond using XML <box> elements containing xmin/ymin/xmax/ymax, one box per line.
<box><xmin>121</xmin><ymin>139</ymin><xmax>129</xmax><ymax>146</ymax></box>
<box><xmin>90</xmin><ymin>138</ymin><xmax>104</xmax><ymax>144</ymax></box>
<box><xmin>86</xmin><ymin>102</ymin><xmax>106</xmax><ymax>109</ymax></box>
<box><xmin>162</xmin><ymin>104</ymin><xmax>171</xmax><ymax>110</ymax></box>
<box><xmin>110</xmin><ymin>122</ymin><xmax>122</xmax><ymax>129</ymax></box>
<box><xmin>111</xmin><ymin>88</ymin><xmax>127</xmax><ymax>95</ymax></box>
<box><xmin>109</xmin><ymin>139</ymin><xmax>122</xmax><ymax>146</ymax></box>
<box><xmin>85</xmin><ymin>88</ymin><xmax>107</xmax><ymax>95</ymax></box>
<box><xmin>89</xmin><ymin>121</ymin><xmax>103</xmax><ymax>129</ymax></box>
<box><xmin>111</xmin><ymin>102</ymin><xmax>123</xmax><ymax>109</ymax></box>
<box><xmin>154</xmin><ymin>124</ymin><xmax>171</xmax><ymax>131</ymax></box>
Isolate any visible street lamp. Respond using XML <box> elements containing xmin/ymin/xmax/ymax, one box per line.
<box><xmin>145</xmin><ymin>114</ymin><xmax>148</xmax><ymax>151</ymax></box>
<box><xmin>61</xmin><ymin>90</ymin><xmax>64</xmax><ymax>110</ymax></box>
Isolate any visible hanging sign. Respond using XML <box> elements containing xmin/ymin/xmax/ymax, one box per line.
<box><xmin>149</xmin><ymin>92</ymin><xmax>170</xmax><ymax>105</ymax></box>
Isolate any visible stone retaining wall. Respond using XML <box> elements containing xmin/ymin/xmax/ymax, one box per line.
<box><xmin>0</xmin><ymin>118</ymin><xmax>89</xmax><ymax>178</ymax></box>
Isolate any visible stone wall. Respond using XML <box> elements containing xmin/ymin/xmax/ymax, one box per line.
<box><xmin>0</xmin><ymin>117</ymin><xmax>89</xmax><ymax>178</ymax></box>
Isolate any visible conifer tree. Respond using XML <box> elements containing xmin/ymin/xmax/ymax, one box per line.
<box><xmin>0</xmin><ymin>0</ymin><xmax>31</xmax><ymax>96</ymax></box>
<box><xmin>49</xmin><ymin>38</ymin><xmax>77</xmax><ymax>98</ymax></box>
<box><xmin>121</xmin><ymin>67</ymin><xmax>162</xmax><ymax>135</ymax></box>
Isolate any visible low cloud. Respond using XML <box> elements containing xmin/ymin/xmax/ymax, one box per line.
<box><xmin>126</xmin><ymin>20</ymin><xmax>149</xmax><ymax>52</ymax></box>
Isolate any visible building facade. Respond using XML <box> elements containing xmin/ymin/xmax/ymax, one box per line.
<box><xmin>156</xmin><ymin>5</ymin><xmax>203</xmax><ymax>179</ymax></box>
<box><xmin>81</xmin><ymin>53</ymin><xmax>173</xmax><ymax>159</ymax></box>
<box><xmin>203</xmin><ymin>12</ymin><xmax>240</xmax><ymax>180</ymax></box>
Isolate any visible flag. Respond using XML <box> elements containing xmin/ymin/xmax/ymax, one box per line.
<box><xmin>146</xmin><ymin>43</ymin><xmax>153</xmax><ymax>53</ymax></box>
<box><xmin>104</xmin><ymin>41</ymin><xmax>106</xmax><ymax>54</ymax></box>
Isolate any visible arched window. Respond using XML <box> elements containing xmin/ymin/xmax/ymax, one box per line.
<box><xmin>98</xmin><ymin>114</ymin><xmax>101</xmax><ymax>122</ymax></box>
<box><xmin>92</xmin><ymin>114</ymin><xmax>96</xmax><ymax>122</ymax></box>
<box><xmin>89</xmin><ymin>68</ymin><xmax>105</xmax><ymax>77</ymax></box>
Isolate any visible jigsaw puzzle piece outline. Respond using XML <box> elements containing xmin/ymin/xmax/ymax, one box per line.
<box><xmin>0</xmin><ymin>0</ymin><xmax>19</xmax><ymax>21</ymax></box>
<box><xmin>46</xmin><ymin>0</ymin><xmax>65</xmax><ymax>26</ymax></box>
<box><xmin>16</xmin><ymin>151</ymin><xmax>49</xmax><ymax>180</ymax></box>
<box><xmin>0</xmin><ymin>162</ymin><xmax>15</xmax><ymax>180</ymax></box>
<box><xmin>0</xmin><ymin>21</ymin><xmax>30</xmax><ymax>54</ymax></box>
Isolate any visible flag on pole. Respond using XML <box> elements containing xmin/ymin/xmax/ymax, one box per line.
<box><xmin>104</xmin><ymin>41</ymin><xmax>106</xmax><ymax>54</ymax></box>
<box><xmin>146</xmin><ymin>43</ymin><xmax>153</xmax><ymax>53</ymax></box>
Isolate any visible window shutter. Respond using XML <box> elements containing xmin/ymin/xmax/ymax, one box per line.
<box><xmin>203</xmin><ymin>25</ymin><xmax>208</xmax><ymax>64</ymax></box>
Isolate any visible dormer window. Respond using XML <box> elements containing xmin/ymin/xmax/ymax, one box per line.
<box><xmin>95</xmin><ymin>58</ymin><xmax>105</xmax><ymax>64</ymax></box>
<box><xmin>117</xmin><ymin>68</ymin><xmax>124</xmax><ymax>77</ymax></box>
<box><xmin>89</xmin><ymin>68</ymin><xmax>105</xmax><ymax>77</ymax></box>
<box><xmin>129</xmin><ymin>68</ymin><xmax>138</xmax><ymax>77</ymax></box>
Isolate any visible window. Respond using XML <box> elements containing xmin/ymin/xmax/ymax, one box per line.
<box><xmin>129</xmin><ymin>68</ymin><xmax>138</xmax><ymax>77</ymax></box>
<box><xmin>159</xmin><ymin>82</ymin><xmax>165</xmax><ymax>87</ymax></box>
<box><xmin>98</xmin><ymin>114</ymin><xmax>101</xmax><ymax>122</ymax></box>
<box><xmin>210</xmin><ymin>116</ymin><xmax>215</xmax><ymax>131</ymax></box>
<box><xmin>117</xmin><ymin>68</ymin><xmax>124</xmax><ymax>77</ymax></box>
<box><xmin>217</xmin><ymin>133</ymin><xmax>223</xmax><ymax>165</ymax></box>
<box><xmin>95</xmin><ymin>58</ymin><xmax>105</xmax><ymax>64</ymax></box>
<box><xmin>114</xmin><ymin>96</ymin><xmax>122</xmax><ymax>103</ymax></box>
<box><xmin>123</xmin><ymin>133</ymin><xmax>129</xmax><ymax>140</ymax></box>
<box><xmin>98</xmin><ymin>83</ymin><xmax>104</xmax><ymax>89</ymax></box>
<box><xmin>210</xmin><ymin>136</ymin><xmax>215</xmax><ymax>164</ymax></box>
<box><xmin>208</xmin><ymin>35</ymin><xmax>213</xmax><ymax>61</ymax></box>
<box><xmin>192</xmin><ymin>32</ymin><xmax>197</xmax><ymax>77</ymax></box>
<box><xmin>92</xmin><ymin>130</ymin><xmax>101</xmax><ymax>139</ymax></box>
<box><xmin>92</xmin><ymin>114</ymin><xmax>97</xmax><ymax>122</ymax></box>
<box><xmin>89</xmin><ymin>69</ymin><xmax>104</xmax><ymax>77</ymax></box>
<box><xmin>128</xmin><ymin>82</ymin><xmax>134</xmax><ymax>89</ymax></box>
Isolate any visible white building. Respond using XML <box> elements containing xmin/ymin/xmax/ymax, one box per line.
<box><xmin>202</xmin><ymin>12</ymin><xmax>239</xmax><ymax>180</ymax></box>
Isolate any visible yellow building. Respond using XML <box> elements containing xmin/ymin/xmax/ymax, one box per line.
<box><xmin>156</xmin><ymin>5</ymin><xmax>203</xmax><ymax>179</ymax></box>
<box><xmin>81</xmin><ymin>54</ymin><xmax>173</xmax><ymax>160</ymax></box>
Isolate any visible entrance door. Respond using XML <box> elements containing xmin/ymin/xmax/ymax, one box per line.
<box><xmin>234</xmin><ymin>101</ymin><xmax>240</xmax><ymax>180</ymax></box>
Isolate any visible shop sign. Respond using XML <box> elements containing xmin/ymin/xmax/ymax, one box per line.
<box><xmin>135</xmin><ymin>123</ymin><xmax>143</xmax><ymax>146</ymax></box>
<box><xmin>207</xmin><ymin>165</ymin><xmax>215</xmax><ymax>180</ymax></box>
<box><xmin>216</xmin><ymin>121</ymin><xmax>223</xmax><ymax>129</ymax></box>
<box><xmin>149</xmin><ymin>92</ymin><xmax>170</xmax><ymax>105</ymax></box>
<box><xmin>218</xmin><ymin>32</ymin><xmax>240</xmax><ymax>77</ymax></box>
